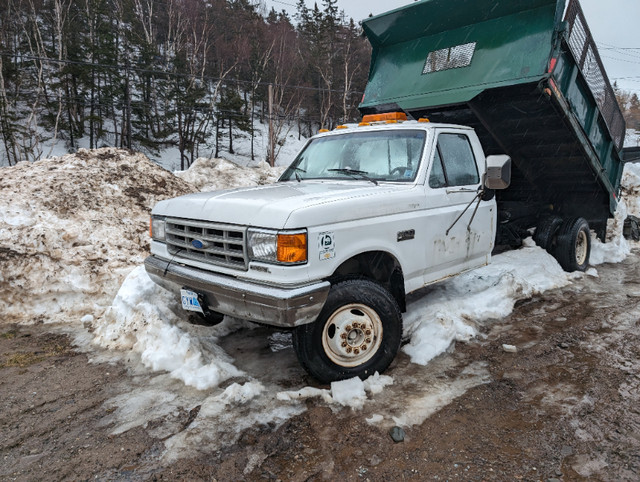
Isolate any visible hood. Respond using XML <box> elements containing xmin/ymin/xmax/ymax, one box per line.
<box><xmin>152</xmin><ymin>181</ymin><xmax>419</xmax><ymax>229</ymax></box>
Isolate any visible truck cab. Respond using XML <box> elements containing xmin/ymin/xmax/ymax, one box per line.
<box><xmin>145</xmin><ymin>117</ymin><xmax>511</xmax><ymax>382</ymax></box>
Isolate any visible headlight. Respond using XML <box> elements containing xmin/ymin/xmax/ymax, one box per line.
<box><xmin>248</xmin><ymin>229</ymin><xmax>307</xmax><ymax>265</ymax></box>
<box><xmin>150</xmin><ymin>216</ymin><xmax>166</xmax><ymax>241</ymax></box>
<box><xmin>248</xmin><ymin>230</ymin><xmax>278</xmax><ymax>262</ymax></box>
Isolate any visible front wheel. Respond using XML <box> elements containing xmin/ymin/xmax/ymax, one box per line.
<box><xmin>292</xmin><ymin>279</ymin><xmax>402</xmax><ymax>384</ymax></box>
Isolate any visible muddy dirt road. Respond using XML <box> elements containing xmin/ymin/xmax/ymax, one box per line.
<box><xmin>2</xmin><ymin>251</ymin><xmax>640</xmax><ymax>481</ymax></box>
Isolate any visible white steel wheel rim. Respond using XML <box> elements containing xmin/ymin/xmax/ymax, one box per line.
<box><xmin>575</xmin><ymin>229</ymin><xmax>588</xmax><ymax>265</ymax></box>
<box><xmin>321</xmin><ymin>303</ymin><xmax>383</xmax><ymax>368</ymax></box>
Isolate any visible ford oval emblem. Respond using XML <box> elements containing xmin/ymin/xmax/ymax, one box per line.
<box><xmin>191</xmin><ymin>239</ymin><xmax>207</xmax><ymax>249</ymax></box>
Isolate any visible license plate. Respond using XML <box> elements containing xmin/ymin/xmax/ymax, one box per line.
<box><xmin>180</xmin><ymin>289</ymin><xmax>204</xmax><ymax>314</ymax></box>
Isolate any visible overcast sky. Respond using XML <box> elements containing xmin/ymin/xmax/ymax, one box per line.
<box><xmin>264</xmin><ymin>0</ymin><xmax>640</xmax><ymax>94</ymax></box>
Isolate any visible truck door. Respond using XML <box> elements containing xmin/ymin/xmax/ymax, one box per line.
<box><xmin>422</xmin><ymin>130</ymin><xmax>494</xmax><ymax>284</ymax></box>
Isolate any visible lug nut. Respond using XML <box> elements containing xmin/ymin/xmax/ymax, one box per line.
<box><xmin>365</xmin><ymin>329</ymin><xmax>372</xmax><ymax>336</ymax></box>
<box><xmin>362</xmin><ymin>345</ymin><xmax>367</xmax><ymax>351</ymax></box>
<box><xmin>354</xmin><ymin>349</ymin><xmax>360</xmax><ymax>355</ymax></box>
<box><xmin>341</xmin><ymin>342</ymin><xmax>348</xmax><ymax>348</ymax></box>
<box><xmin>366</xmin><ymin>337</ymin><xmax>372</xmax><ymax>344</ymax></box>
<box><xmin>346</xmin><ymin>347</ymin><xmax>352</xmax><ymax>353</ymax></box>
<box><xmin>341</xmin><ymin>333</ymin><xmax>347</xmax><ymax>339</ymax></box>
<box><xmin>345</xmin><ymin>325</ymin><xmax>352</xmax><ymax>331</ymax></box>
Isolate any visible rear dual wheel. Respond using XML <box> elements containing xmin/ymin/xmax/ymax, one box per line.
<box><xmin>535</xmin><ymin>216</ymin><xmax>591</xmax><ymax>272</ymax></box>
<box><xmin>554</xmin><ymin>217</ymin><xmax>591</xmax><ymax>272</ymax></box>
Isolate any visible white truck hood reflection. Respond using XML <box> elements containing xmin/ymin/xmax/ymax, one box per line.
<box><xmin>152</xmin><ymin>181</ymin><xmax>419</xmax><ymax>229</ymax></box>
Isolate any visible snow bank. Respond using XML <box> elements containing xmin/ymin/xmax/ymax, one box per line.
<box><xmin>590</xmin><ymin>161</ymin><xmax>640</xmax><ymax>265</ymax></box>
<box><xmin>402</xmin><ymin>242</ymin><xmax>571</xmax><ymax>365</ymax></box>
<box><xmin>0</xmin><ymin>148</ymin><xmax>195</xmax><ymax>324</ymax></box>
<box><xmin>590</xmin><ymin>199</ymin><xmax>631</xmax><ymax>265</ymax></box>
<box><xmin>92</xmin><ymin>266</ymin><xmax>243</xmax><ymax>390</ymax></box>
<box><xmin>174</xmin><ymin>157</ymin><xmax>286</xmax><ymax>192</ymax></box>
<box><xmin>622</xmin><ymin>162</ymin><xmax>640</xmax><ymax>218</ymax></box>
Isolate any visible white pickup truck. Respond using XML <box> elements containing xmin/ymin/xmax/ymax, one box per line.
<box><xmin>145</xmin><ymin>114</ymin><xmax>513</xmax><ymax>383</ymax></box>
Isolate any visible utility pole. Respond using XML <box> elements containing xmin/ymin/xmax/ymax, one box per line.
<box><xmin>268</xmin><ymin>84</ymin><xmax>274</xmax><ymax>167</ymax></box>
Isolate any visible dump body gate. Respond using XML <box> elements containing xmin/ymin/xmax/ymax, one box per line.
<box><xmin>359</xmin><ymin>0</ymin><xmax>625</xmax><ymax>239</ymax></box>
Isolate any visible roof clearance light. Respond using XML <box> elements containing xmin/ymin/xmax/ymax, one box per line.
<box><xmin>358</xmin><ymin>122</ymin><xmax>371</xmax><ymax>127</ymax></box>
<box><xmin>335</xmin><ymin>125</ymin><xmax>348</xmax><ymax>129</ymax></box>
<box><xmin>418</xmin><ymin>118</ymin><xmax>430</xmax><ymax>123</ymax></box>
<box><xmin>319</xmin><ymin>129</ymin><xmax>329</xmax><ymax>133</ymax></box>
<box><xmin>361</xmin><ymin>112</ymin><xmax>408</xmax><ymax>123</ymax></box>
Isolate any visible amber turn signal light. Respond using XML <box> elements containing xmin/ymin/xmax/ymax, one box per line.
<box><xmin>277</xmin><ymin>233</ymin><xmax>307</xmax><ymax>263</ymax></box>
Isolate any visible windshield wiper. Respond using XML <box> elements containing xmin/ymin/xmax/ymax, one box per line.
<box><xmin>328</xmin><ymin>168</ymin><xmax>378</xmax><ymax>186</ymax></box>
<box><xmin>290</xmin><ymin>166</ymin><xmax>306</xmax><ymax>182</ymax></box>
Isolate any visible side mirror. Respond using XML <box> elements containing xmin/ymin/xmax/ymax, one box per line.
<box><xmin>485</xmin><ymin>155</ymin><xmax>511</xmax><ymax>190</ymax></box>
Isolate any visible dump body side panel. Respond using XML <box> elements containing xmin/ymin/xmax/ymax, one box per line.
<box><xmin>361</xmin><ymin>0</ymin><xmax>561</xmax><ymax>112</ymax></box>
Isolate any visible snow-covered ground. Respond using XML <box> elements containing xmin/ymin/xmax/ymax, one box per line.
<box><xmin>1</xmin><ymin>148</ymin><xmax>639</xmax><ymax>461</ymax></box>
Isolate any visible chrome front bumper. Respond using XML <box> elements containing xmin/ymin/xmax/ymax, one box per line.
<box><xmin>144</xmin><ymin>255</ymin><xmax>330</xmax><ymax>327</ymax></box>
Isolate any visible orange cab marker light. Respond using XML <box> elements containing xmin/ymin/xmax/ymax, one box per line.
<box><xmin>335</xmin><ymin>125</ymin><xmax>348</xmax><ymax>129</ymax></box>
<box><xmin>277</xmin><ymin>233</ymin><xmax>307</xmax><ymax>263</ymax></box>
<box><xmin>418</xmin><ymin>118</ymin><xmax>430</xmax><ymax>123</ymax></box>
<box><xmin>358</xmin><ymin>122</ymin><xmax>370</xmax><ymax>127</ymax></box>
<box><xmin>149</xmin><ymin>218</ymin><xmax>153</xmax><ymax>238</ymax></box>
<box><xmin>361</xmin><ymin>112</ymin><xmax>408</xmax><ymax>123</ymax></box>
<box><xmin>319</xmin><ymin>129</ymin><xmax>329</xmax><ymax>133</ymax></box>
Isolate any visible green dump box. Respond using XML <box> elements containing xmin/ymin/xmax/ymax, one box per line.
<box><xmin>359</xmin><ymin>0</ymin><xmax>626</xmax><ymax>241</ymax></box>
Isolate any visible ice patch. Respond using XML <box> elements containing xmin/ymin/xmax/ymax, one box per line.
<box><xmin>390</xmin><ymin>361</ymin><xmax>491</xmax><ymax>427</ymax></box>
<box><xmin>366</xmin><ymin>414</ymin><xmax>384</xmax><ymax>424</ymax></box>
<box><xmin>276</xmin><ymin>373</ymin><xmax>393</xmax><ymax>409</ymax></box>
<box><xmin>363</xmin><ymin>372</ymin><xmax>394</xmax><ymax>395</ymax></box>
<box><xmin>331</xmin><ymin>377</ymin><xmax>367</xmax><ymax>409</ymax></box>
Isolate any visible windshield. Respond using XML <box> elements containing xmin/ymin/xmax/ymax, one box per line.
<box><xmin>280</xmin><ymin>129</ymin><xmax>426</xmax><ymax>183</ymax></box>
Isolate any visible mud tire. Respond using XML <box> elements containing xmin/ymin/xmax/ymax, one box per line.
<box><xmin>534</xmin><ymin>216</ymin><xmax>563</xmax><ymax>252</ymax></box>
<box><xmin>554</xmin><ymin>217</ymin><xmax>591</xmax><ymax>272</ymax></box>
<box><xmin>292</xmin><ymin>279</ymin><xmax>402</xmax><ymax>384</ymax></box>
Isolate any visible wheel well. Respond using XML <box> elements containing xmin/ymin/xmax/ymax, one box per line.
<box><xmin>329</xmin><ymin>251</ymin><xmax>406</xmax><ymax>312</ymax></box>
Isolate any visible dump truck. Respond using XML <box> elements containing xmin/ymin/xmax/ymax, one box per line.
<box><xmin>145</xmin><ymin>0</ymin><xmax>625</xmax><ymax>383</ymax></box>
<box><xmin>359</xmin><ymin>0</ymin><xmax>626</xmax><ymax>249</ymax></box>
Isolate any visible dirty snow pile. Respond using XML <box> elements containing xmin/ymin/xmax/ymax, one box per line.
<box><xmin>589</xmin><ymin>161</ymin><xmax>640</xmax><ymax>264</ymax></box>
<box><xmin>92</xmin><ymin>266</ymin><xmax>243</xmax><ymax>390</ymax></box>
<box><xmin>622</xmin><ymin>162</ymin><xmax>640</xmax><ymax>218</ymax></box>
<box><xmin>88</xmin><ymin>157</ymin><xmax>289</xmax><ymax>389</ymax></box>
<box><xmin>0</xmin><ymin>148</ymin><xmax>196</xmax><ymax>324</ymax></box>
<box><xmin>174</xmin><ymin>157</ymin><xmax>286</xmax><ymax>192</ymax></box>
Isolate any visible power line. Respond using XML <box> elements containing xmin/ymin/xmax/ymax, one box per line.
<box><xmin>270</xmin><ymin>0</ymin><xmax>297</xmax><ymax>7</ymax></box>
<box><xmin>601</xmin><ymin>54</ymin><xmax>640</xmax><ymax>66</ymax></box>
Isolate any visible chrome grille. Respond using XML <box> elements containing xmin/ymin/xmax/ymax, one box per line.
<box><xmin>165</xmin><ymin>218</ymin><xmax>248</xmax><ymax>271</ymax></box>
